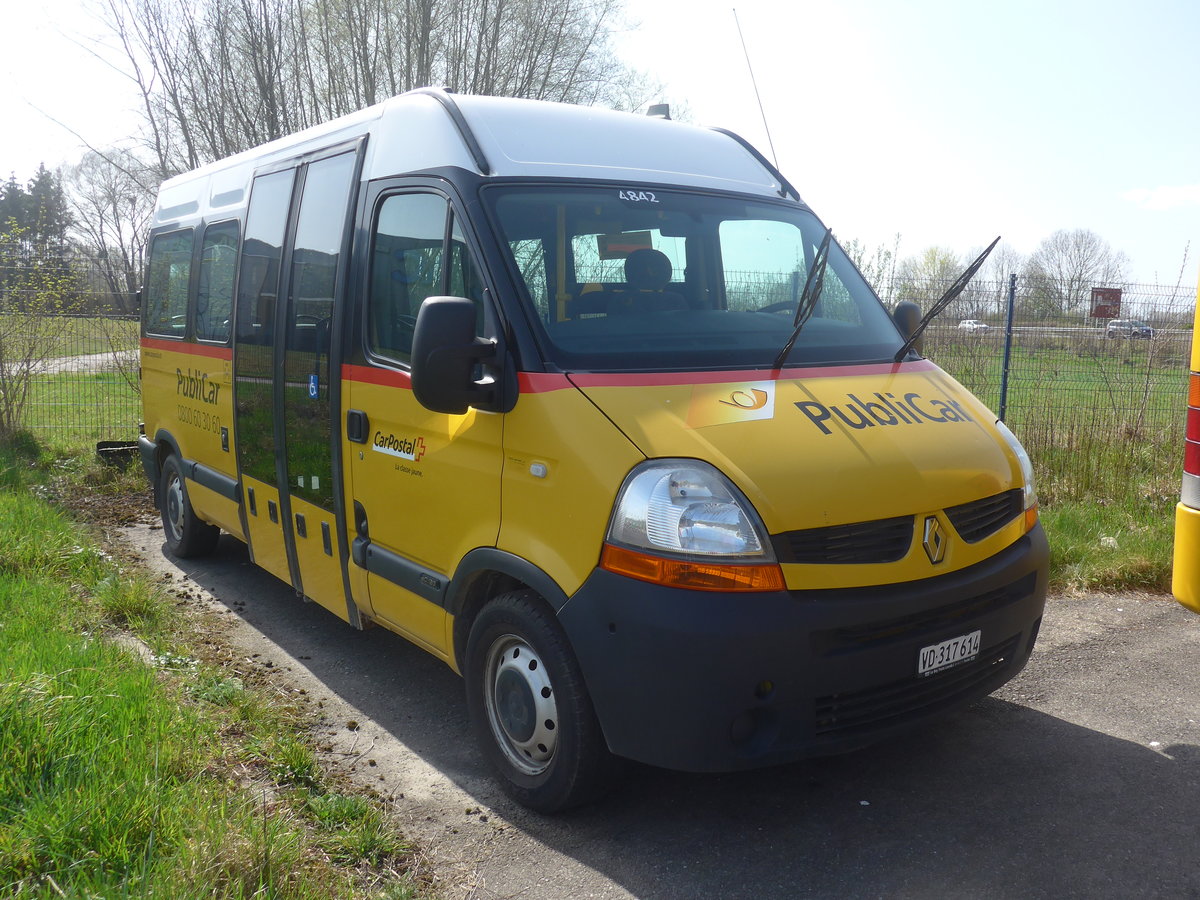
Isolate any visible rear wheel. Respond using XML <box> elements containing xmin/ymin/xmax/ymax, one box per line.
<box><xmin>159</xmin><ymin>454</ymin><xmax>220</xmax><ymax>558</ymax></box>
<box><xmin>465</xmin><ymin>589</ymin><xmax>615</xmax><ymax>812</ymax></box>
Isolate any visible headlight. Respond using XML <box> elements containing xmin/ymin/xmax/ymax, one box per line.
<box><xmin>608</xmin><ymin>460</ymin><xmax>773</xmax><ymax>559</ymax></box>
<box><xmin>994</xmin><ymin>419</ymin><xmax>1038</xmax><ymax>512</ymax></box>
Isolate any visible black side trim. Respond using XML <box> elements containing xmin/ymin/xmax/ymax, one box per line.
<box><xmin>189</xmin><ymin>462</ymin><xmax>240</xmax><ymax>502</ymax></box>
<box><xmin>353</xmin><ymin>537</ymin><xmax>448</xmax><ymax>606</ymax></box>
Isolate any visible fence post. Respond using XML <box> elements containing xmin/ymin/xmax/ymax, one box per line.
<box><xmin>998</xmin><ymin>273</ymin><xmax>1017</xmax><ymax>421</ymax></box>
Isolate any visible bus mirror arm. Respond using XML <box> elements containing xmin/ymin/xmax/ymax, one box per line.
<box><xmin>411</xmin><ymin>296</ymin><xmax>500</xmax><ymax>415</ymax></box>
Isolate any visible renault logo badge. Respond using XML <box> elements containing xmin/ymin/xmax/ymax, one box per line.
<box><xmin>923</xmin><ymin>516</ymin><xmax>946</xmax><ymax>564</ymax></box>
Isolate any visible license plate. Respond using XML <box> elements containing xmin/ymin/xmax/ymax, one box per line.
<box><xmin>918</xmin><ymin>630</ymin><xmax>981</xmax><ymax>676</ymax></box>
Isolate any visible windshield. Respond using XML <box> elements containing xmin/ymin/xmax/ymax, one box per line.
<box><xmin>486</xmin><ymin>185</ymin><xmax>904</xmax><ymax>371</ymax></box>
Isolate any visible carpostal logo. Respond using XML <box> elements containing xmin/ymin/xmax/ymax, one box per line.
<box><xmin>795</xmin><ymin>391</ymin><xmax>974</xmax><ymax>435</ymax></box>
<box><xmin>373</xmin><ymin>431</ymin><xmax>426</xmax><ymax>462</ymax></box>
<box><xmin>687</xmin><ymin>382</ymin><xmax>775</xmax><ymax>428</ymax></box>
<box><xmin>176</xmin><ymin>368</ymin><xmax>221</xmax><ymax>405</ymax></box>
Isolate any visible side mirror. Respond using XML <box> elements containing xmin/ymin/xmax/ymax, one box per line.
<box><xmin>410</xmin><ymin>296</ymin><xmax>496</xmax><ymax>414</ymax></box>
<box><xmin>893</xmin><ymin>301</ymin><xmax>923</xmax><ymax>354</ymax></box>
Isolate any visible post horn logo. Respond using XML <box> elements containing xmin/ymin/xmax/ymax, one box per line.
<box><xmin>923</xmin><ymin>516</ymin><xmax>947</xmax><ymax>564</ymax></box>
<box><xmin>718</xmin><ymin>388</ymin><xmax>770</xmax><ymax>410</ymax></box>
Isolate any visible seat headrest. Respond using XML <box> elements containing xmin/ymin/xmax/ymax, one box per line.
<box><xmin>624</xmin><ymin>248</ymin><xmax>673</xmax><ymax>291</ymax></box>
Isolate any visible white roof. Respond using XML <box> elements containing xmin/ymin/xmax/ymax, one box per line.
<box><xmin>153</xmin><ymin>91</ymin><xmax>789</xmax><ymax>228</ymax></box>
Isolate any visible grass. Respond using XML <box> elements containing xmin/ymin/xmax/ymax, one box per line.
<box><xmin>0</xmin><ymin>434</ymin><xmax>427</xmax><ymax>899</ymax></box>
<box><xmin>21</xmin><ymin>372</ymin><xmax>141</xmax><ymax>451</ymax></box>
<box><xmin>1041</xmin><ymin>500</ymin><xmax>1170</xmax><ymax>593</ymax></box>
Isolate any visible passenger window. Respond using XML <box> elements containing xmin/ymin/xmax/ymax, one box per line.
<box><xmin>235</xmin><ymin>169</ymin><xmax>294</xmax><ymax>350</ymax></box>
<box><xmin>145</xmin><ymin>230</ymin><xmax>193</xmax><ymax>337</ymax></box>
<box><xmin>196</xmin><ymin>221</ymin><xmax>238</xmax><ymax>343</ymax></box>
<box><xmin>369</xmin><ymin>193</ymin><xmax>485</xmax><ymax>364</ymax></box>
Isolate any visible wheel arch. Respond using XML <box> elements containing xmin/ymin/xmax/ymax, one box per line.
<box><xmin>144</xmin><ymin>429</ymin><xmax>183</xmax><ymax>508</ymax></box>
<box><xmin>448</xmin><ymin>548</ymin><xmax>572</xmax><ymax>672</ymax></box>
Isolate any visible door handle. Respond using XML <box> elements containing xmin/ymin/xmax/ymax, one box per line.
<box><xmin>347</xmin><ymin>409</ymin><xmax>369</xmax><ymax>443</ymax></box>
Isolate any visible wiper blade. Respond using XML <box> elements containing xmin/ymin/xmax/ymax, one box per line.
<box><xmin>773</xmin><ymin>227</ymin><xmax>832</xmax><ymax>370</ymax></box>
<box><xmin>893</xmin><ymin>236</ymin><xmax>1001</xmax><ymax>363</ymax></box>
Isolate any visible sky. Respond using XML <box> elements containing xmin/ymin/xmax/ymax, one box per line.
<box><xmin>2</xmin><ymin>0</ymin><xmax>1197</xmax><ymax>288</ymax></box>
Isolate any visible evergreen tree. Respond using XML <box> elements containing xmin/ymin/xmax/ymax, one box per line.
<box><xmin>25</xmin><ymin>165</ymin><xmax>73</xmax><ymax>252</ymax></box>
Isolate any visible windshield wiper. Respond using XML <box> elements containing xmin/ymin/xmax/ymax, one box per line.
<box><xmin>893</xmin><ymin>236</ymin><xmax>1001</xmax><ymax>363</ymax></box>
<box><xmin>773</xmin><ymin>227</ymin><xmax>832</xmax><ymax>370</ymax></box>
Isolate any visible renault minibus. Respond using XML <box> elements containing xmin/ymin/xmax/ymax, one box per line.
<box><xmin>140</xmin><ymin>88</ymin><xmax>1049</xmax><ymax>811</ymax></box>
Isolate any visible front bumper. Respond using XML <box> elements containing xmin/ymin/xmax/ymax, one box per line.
<box><xmin>557</xmin><ymin>523</ymin><xmax>1049</xmax><ymax>772</ymax></box>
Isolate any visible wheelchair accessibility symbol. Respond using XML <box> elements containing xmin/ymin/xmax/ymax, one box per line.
<box><xmin>308</xmin><ymin>374</ymin><xmax>319</xmax><ymax>399</ymax></box>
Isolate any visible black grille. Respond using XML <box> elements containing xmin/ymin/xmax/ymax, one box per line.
<box><xmin>945</xmin><ymin>489</ymin><xmax>1023</xmax><ymax>543</ymax></box>
<box><xmin>810</xmin><ymin>572</ymin><xmax>1036</xmax><ymax>657</ymax></box>
<box><xmin>814</xmin><ymin>636</ymin><xmax>1020</xmax><ymax>737</ymax></box>
<box><xmin>773</xmin><ymin>516</ymin><xmax>914</xmax><ymax>564</ymax></box>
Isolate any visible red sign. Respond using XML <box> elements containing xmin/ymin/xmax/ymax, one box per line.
<box><xmin>1091</xmin><ymin>287</ymin><xmax>1122</xmax><ymax>319</ymax></box>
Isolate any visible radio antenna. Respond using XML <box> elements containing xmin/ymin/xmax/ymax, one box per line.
<box><xmin>733</xmin><ymin>8</ymin><xmax>779</xmax><ymax>167</ymax></box>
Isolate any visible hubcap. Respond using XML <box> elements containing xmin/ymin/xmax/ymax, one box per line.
<box><xmin>483</xmin><ymin>634</ymin><xmax>558</xmax><ymax>776</ymax></box>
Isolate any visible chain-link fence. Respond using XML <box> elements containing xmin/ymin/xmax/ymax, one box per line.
<box><xmin>10</xmin><ymin>315</ymin><xmax>140</xmax><ymax>447</ymax></box>
<box><xmin>897</xmin><ymin>277</ymin><xmax>1194</xmax><ymax>504</ymax></box>
<box><xmin>1</xmin><ymin>250</ymin><xmax>141</xmax><ymax>449</ymax></box>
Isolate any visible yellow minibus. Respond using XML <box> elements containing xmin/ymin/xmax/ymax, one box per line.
<box><xmin>140</xmin><ymin>89</ymin><xmax>1048</xmax><ymax>811</ymax></box>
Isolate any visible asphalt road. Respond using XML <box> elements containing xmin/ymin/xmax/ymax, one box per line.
<box><xmin>119</xmin><ymin>523</ymin><xmax>1200</xmax><ymax>900</ymax></box>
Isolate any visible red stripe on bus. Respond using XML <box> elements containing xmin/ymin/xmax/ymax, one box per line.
<box><xmin>140</xmin><ymin>338</ymin><xmax>233</xmax><ymax>360</ymax></box>
<box><xmin>518</xmin><ymin>373</ymin><xmax>574</xmax><ymax>393</ymax></box>
<box><xmin>341</xmin><ymin>364</ymin><xmax>412</xmax><ymax>389</ymax></box>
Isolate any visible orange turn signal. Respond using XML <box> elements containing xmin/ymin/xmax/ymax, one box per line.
<box><xmin>601</xmin><ymin>544</ymin><xmax>785</xmax><ymax>593</ymax></box>
<box><xmin>1024</xmin><ymin>504</ymin><xmax>1039</xmax><ymax>533</ymax></box>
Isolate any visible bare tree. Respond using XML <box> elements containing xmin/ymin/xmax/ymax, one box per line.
<box><xmin>99</xmin><ymin>0</ymin><xmax>653</xmax><ymax>174</ymax></box>
<box><xmin>1021</xmin><ymin>228</ymin><xmax>1128</xmax><ymax>320</ymax></box>
<box><xmin>975</xmin><ymin>240</ymin><xmax>1024</xmax><ymax>320</ymax></box>
<box><xmin>65</xmin><ymin>149</ymin><xmax>155</xmax><ymax>314</ymax></box>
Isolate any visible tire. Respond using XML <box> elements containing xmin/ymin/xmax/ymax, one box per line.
<box><xmin>159</xmin><ymin>454</ymin><xmax>220</xmax><ymax>559</ymax></box>
<box><xmin>465</xmin><ymin>589</ymin><xmax>616</xmax><ymax>813</ymax></box>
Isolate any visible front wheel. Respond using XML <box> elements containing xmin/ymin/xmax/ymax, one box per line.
<box><xmin>465</xmin><ymin>590</ymin><xmax>616</xmax><ymax>812</ymax></box>
<box><xmin>159</xmin><ymin>454</ymin><xmax>220</xmax><ymax>558</ymax></box>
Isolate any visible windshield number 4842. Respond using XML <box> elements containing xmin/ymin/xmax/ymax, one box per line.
<box><xmin>619</xmin><ymin>189</ymin><xmax>658</xmax><ymax>203</ymax></box>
